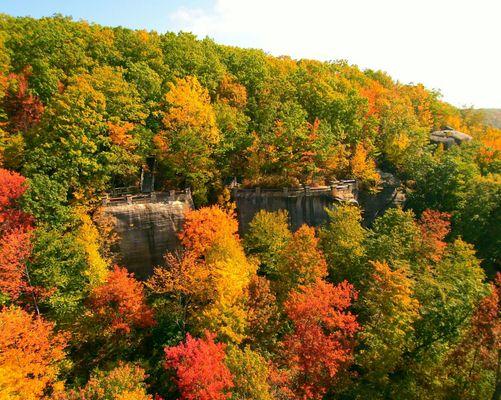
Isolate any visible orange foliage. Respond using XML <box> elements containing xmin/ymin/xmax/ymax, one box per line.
<box><xmin>165</xmin><ymin>331</ymin><xmax>234</xmax><ymax>400</ymax></box>
<box><xmin>179</xmin><ymin>206</ymin><xmax>239</xmax><ymax>257</ymax></box>
<box><xmin>4</xmin><ymin>67</ymin><xmax>44</xmax><ymax>133</ymax></box>
<box><xmin>107</xmin><ymin>121</ymin><xmax>135</xmax><ymax>150</ymax></box>
<box><xmin>0</xmin><ymin>306</ymin><xmax>67</xmax><ymax>400</ymax></box>
<box><xmin>360</xmin><ymin>80</ymin><xmax>389</xmax><ymax>117</ymax></box>
<box><xmin>418</xmin><ymin>209</ymin><xmax>451</xmax><ymax>262</ymax></box>
<box><xmin>217</xmin><ymin>74</ymin><xmax>247</xmax><ymax>109</ymax></box>
<box><xmin>0</xmin><ymin>228</ymin><xmax>32</xmax><ymax>300</ymax></box>
<box><xmin>89</xmin><ymin>266</ymin><xmax>155</xmax><ymax>335</ymax></box>
<box><xmin>282</xmin><ymin>279</ymin><xmax>359</xmax><ymax>400</ymax></box>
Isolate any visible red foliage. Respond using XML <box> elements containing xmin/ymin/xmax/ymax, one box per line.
<box><xmin>0</xmin><ymin>168</ymin><xmax>29</xmax><ymax>221</ymax></box>
<box><xmin>164</xmin><ymin>331</ymin><xmax>234</xmax><ymax>400</ymax></box>
<box><xmin>4</xmin><ymin>68</ymin><xmax>44</xmax><ymax>133</ymax></box>
<box><xmin>89</xmin><ymin>266</ymin><xmax>155</xmax><ymax>335</ymax></box>
<box><xmin>448</xmin><ymin>273</ymin><xmax>501</xmax><ymax>384</ymax></box>
<box><xmin>0</xmin><ymin>228</ymin><xmax>32</xmax><ymax>300</ymax></box>
<box><xmin>0</xmin><ymin>169</ymin><xmax>34</xmax><ymax>301</ymax></box>
<box><xmin>282</xmin><ymin>279</ymin><xmax>359</xmax><ymax>400</ymax></box>
<box><xmin>419</xmin><ymin>209</ymin><xmax>451</xmax><ymax>262</ymax></box>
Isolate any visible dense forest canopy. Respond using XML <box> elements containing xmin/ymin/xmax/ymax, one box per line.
<box><xmin>0</xmin><ymin>14</ymin><xmax>500</xmax><ymax>400</ymax></box>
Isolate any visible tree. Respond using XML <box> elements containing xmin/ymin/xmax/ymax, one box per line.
<box><xmin>281</xmin><ymin>279</ymin><xmax>359</xmax><ymax>399</ymax></box>
<box><xmin>445</xmin><ymin>274</ymin><xmax>500</xmax><ymax>400</ymax></box>
<box><xmin>418</xmin><ymin>209</ymin><xmax>451</xmax><ymax>262</ymax></box>
<box><xmin>60</xmin><ymin>362</ymin><xmax>153</xmax><ymax>400</ymax></box>
<box><xmin>274</xmin><ymin>225</ymin><xmax>328</xmax><ymax>301</ymax></box>
<box><xmin>454</xmin><ymin>175</ymin><xmax>500</xmax><ymax>272</ymax></box>
<box><xmin>356</xmin><ymin>261</ymin><xmax>419</xmax><ymax>398</ymax></box>
<box><xmin>319</xmin><ymin>204</ymin><xmax>367</xmax><ymax>285</ymax></box>
<box><xmin>165</xmin><ymin>331</ymin><xmax>234</xmax><ymax>400</ymax></box>
<box><xmin>225</xmin><ymin>345</ymin><xmax>273</xmax><ymax>400</ymax></box>
<box><xmin>366</xmin><ymin>208</ymin><xmax>421</xmax><ymax>266</ymax></box>
<box><xmin>155</xmin><ymin>76</ymin><xmax>220</xmax><ymax>204</ymax></box>
<box><xmin>89</xmin><ymin>265</ymin><xmax>154</xmax><ymax>336</ymax></box>
<box><xmin>150</xmin><ymin>206</ymin><xmax>256</xmax><ymax>342</ymax></box>
<box><xmin>245</xmin><ymin>275</ymin><xmax>279</xmax><ymax>352</ymax></box>
<box><xmin>244</xmin><ymin>210</ymin><xmax>292</xmax><ymax>278</ymax></box>
<box><xmin>349</xmin><ymin>142</ymin><xmax>380</xmax><ymax>189</ymax></box>
<box><xmin>0</xmin><ymin>169</ymin><xmax>35</xmax><ymax>305</ymax></box>
<box><xmin>0</xmin><ymin>306</ymin><xmax>67</xmax><ymax>400</ymax></box>
<box><xmin>24</xmin><ymin>67</ymin><xmax>145</xmax><ymax>199</ymax></box>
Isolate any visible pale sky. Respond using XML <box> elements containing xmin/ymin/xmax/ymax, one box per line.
<box><xmin>2</xmin><ymin>0</ymin><xmax>500</xmax><ymax>108</ymax></box>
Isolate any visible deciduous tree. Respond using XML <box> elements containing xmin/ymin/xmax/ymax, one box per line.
<box><xmin>0</xmin><ymin>306</ymin><xmax>67</xmax><ymax>400</ymax></box>
<box><xmin>165</xmin><ymin>331</ymin><xmax>234</xmax><ymax>400</ymax></box>
<box><xmin>281</xmin><ymin>279</ymin><xmax>359</xmax><ymax>399</ymax></box>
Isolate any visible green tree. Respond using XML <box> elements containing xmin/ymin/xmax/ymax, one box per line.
<box><xmin>244</xmin><ymin>210</ymin><xmax>292</xmax><ymax>278</ymax></box>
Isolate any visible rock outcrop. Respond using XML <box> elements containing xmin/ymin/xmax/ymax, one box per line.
<box><xmin>232</xmin><ymin>181</ymin><xmax>358</xmax><ymax>233</ymax></box>
<box><xmin>358</xmin><ymin>171</ymin><xmax>406</xmax><ymax>226</ymax></box>
<box><xmin>104</xmin><ymin>191</ymin><xmax>193</xmax><ymax>278</ymax></box>
<box><xmin>430</xmin><ymin>127</ymin><xmax>472</xmax><ymax>148</ymax></box>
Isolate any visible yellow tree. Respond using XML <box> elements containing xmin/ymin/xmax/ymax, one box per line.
<box><xmin>274</xmin><ymin>225</ymin><xmax>328</xmax><ymax>301</ymax></box>
<box><xmin>350</xmin><ymin>142</ymin><xmax>380</xmax><ymax>189</ymax></box>
<box><xmin>0</xmin><ymin>306</ymin><xmax>67</xmax><ymax>400</ymax></box>
<box><xmin>155</xmin><ymin>76</ymin><xmax>220</xmax><ymax>204</ymax></box>
<box><xmin>149</xmin><ymin>206</ymin><xmax>256</xmax><ymax>343</ymax></box>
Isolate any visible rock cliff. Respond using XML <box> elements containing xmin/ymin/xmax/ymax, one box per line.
<box><xmin>104</xmin><ymin>191</ymin><xmax>193</xmax><ymax>278</ymax></box>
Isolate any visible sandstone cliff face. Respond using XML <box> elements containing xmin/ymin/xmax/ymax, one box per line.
<box><xmin>104</xmin><ymin>192</ymin><xmax>193</xmax><ymax>278</ymax></box>
<box><xmin>233</xmin><ymin>182</ymin><xmax>358</xmax><ymax>233</ymax></box>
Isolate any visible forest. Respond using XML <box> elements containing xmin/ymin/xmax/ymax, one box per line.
<box><xmin>0</xmin><ymin>14</ymin><xmax>500</xmax><ymax>400</ymax></box>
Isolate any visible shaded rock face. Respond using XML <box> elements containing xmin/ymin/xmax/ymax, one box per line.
<box><xmin>233</xmin><ymin>183</ymin><xmax>357</xmax><ymax>233</ymax></box>
<box><xmin>104</xmin><ymin>192</ymin><xmax>193</xmax><ymax>278</ymax></box>
<box><xmin>233</xmin><ymin>175</ymin><xmax>406</xmax><ymax>232</ymax></box>
<box><xmin>358</xmin><ymin>172</ymin><xmax>406</xmax><ymax>226</ymax></box>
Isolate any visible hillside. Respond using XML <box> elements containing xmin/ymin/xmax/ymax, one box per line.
<box><xmin>0</xmin><ymin>14</ymin><xmax>500</xmax><ymax>400</ymax></box>
<box><xmin>479</xmin><ymin>108</ymin><xmax>501</xmax><ymax>129</ymax></box>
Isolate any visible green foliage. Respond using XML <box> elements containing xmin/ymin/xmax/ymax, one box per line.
<box><xmin>29</xmin><ymin>228</ymin><xmax>89</xmax><ymax>324</ymax></box>
<box><xmin>21</xmin><ymin>174</ymin><xmax>74</xmax><ymax>229</ymax></box>
<box><xmin>225</xmin><ymin>345</ymin><xmax>272</xmax><ymax>400</ymax></box>
<box><xmin>244</xmin><ymin>210</ymin><xmax>292</xmax><ymax>277</ymax></box>
<box><xmin>319</xmin><ymin>204</ymin><xmax>367</xmax><ymax>284</ymax></box>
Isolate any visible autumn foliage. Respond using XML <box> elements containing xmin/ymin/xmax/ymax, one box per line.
<box><xmin>0</xmin><ymin>306</ymin><xmax>67</xmax><ymax>400</ymax></box>
<box><xmin>89</xmin><ymin>265</ymin><xmax>154</xmax><ymax>335</ymax></box>
<box><xmin>418</xmin><ymin>209</ymin><xmax>451</xmax><ymax>261</ymax></box>
<box><xmin>0</xmin><ymin>168</ymin><xmax>34</xmax><ymax>301</ymax></box>
<box><xmin>165</xmin><ymin>331</ymin><xmax>234</xmax><ymax>400</ymax></box>
<box><xmin>282</xmin><ymin>280</ymin><xmax>359</xmax><ymax>400</ymax></box>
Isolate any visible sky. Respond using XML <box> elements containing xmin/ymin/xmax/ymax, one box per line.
<box><xmin>1</xmin><ymin>0</ymin><xmax>500</xmax><ymax>109</ymax></box>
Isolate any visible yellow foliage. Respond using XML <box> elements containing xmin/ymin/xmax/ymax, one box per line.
<box><xmin>0</xmin><ymin>307</ymin><xmax>67</xmax><ymax>400</ymax></box>
<box><xmin>108</xmin><ymin>121</ymin><xmax>136</xmax><ymax>150</ymax></box>
<box><xmin>162</xmin><ymin>75</ymin><xmax>220</xmax><ymax>144</ymax></box>
<box><xmin>350</xmin><ymin>143</ymin><xmax>381</xmax><ymax>188</ymax></box>
<box><xmin>75</xmin><ymin>207</ymin><xmax>109</xmax><ymax>287</ymax></box>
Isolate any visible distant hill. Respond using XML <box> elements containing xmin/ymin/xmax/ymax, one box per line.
<box><xmin>478</xmin><ymin>108</ymin><xmax>501</xmax><ymax>129</ymax></box>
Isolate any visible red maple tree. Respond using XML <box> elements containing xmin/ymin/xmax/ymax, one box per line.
<box><xmin>0</xmin><ymin>169</ymin><xmax>35</xmax><ymax>303</ymax></box>
<box><xmin>165</xmin><ymin>331</ymin><xmax>234</xmax><ymax>400</ymax></box>
<box><xmin>418</xmin><ymin>209</ymin><xmax>451</xmax><ymax>262</ymax></box>
<box><xmin>282</xmin><ymin>279</ymin><xmax>359</xmax><ymax>400</ymax></box>
<box><xmin>89</xmin><ymin>265</ymin><xmax>155</xmax><ymax>335</ymax></box>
